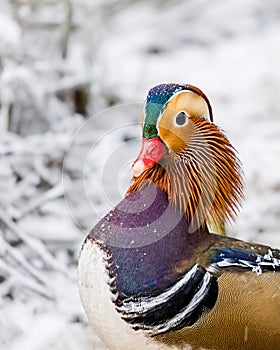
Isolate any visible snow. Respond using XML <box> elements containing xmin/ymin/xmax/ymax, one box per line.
<box><xmin>0</xmin><ymin>0</ymin><xmax>280</xmax><ymax>349</ymax></box>
<box><xmin>0</xmin><ymin>13</ymin><xmax>21</xmax><ymax>58</ymax></box>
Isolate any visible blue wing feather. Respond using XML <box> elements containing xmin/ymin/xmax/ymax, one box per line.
<box><xmin>207</xmin><ymin>246</ymin><xmax>280</xmax><ymax>273</ymax></box>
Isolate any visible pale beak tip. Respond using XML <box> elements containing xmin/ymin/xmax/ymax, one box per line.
<box><xmin>132</xmin><ymin>159</ymin><xmax>145</xmax><ymax>178</ymax></box>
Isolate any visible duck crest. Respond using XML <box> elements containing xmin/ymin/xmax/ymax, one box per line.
<box><xmin>143</xmin><ymin>84</ymin><xmax>213</xmax><ymax>139</ymax></box>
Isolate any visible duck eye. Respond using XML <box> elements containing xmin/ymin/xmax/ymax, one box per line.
<box><xmin>175</xmin><ymin>112</ymin><xmax>188</xmax><ymax>126</ymax></box>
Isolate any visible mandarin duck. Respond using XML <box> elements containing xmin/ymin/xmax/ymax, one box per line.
<box><xmin>78</xmin><ymin>84</ymin><xmax>280</xmax><ymax>350</ymax></box>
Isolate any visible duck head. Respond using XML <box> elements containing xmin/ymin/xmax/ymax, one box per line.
<box><xmin>129</xmin><ymin>83</ymin><xmax>243</xmax><ymax>230</ymax></box>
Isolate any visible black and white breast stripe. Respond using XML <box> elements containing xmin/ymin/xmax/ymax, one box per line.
<box><xmin>114</xmin><ymin>264</ymin><xmax>218</xmax><ymax>336</ymax></box>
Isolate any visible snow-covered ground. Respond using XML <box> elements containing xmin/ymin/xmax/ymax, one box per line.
<box><xmin>1</xmin><ymin>0</ymin><xmax>280</xmax><ymax>349</ymax></box>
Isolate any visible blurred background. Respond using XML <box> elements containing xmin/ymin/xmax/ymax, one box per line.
<box><xmin>1</xmin><ymin>0</ymin><xmax>280</xmax><ymax>349</ymax></box>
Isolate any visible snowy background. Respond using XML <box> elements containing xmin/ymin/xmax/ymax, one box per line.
<box><xmin>1</xmin><ymin>0</ymin><xmax>280</xmax><ymax>349</ymax></box>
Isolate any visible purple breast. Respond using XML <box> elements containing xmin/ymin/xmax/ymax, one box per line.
<box><xmin>88</xmin><ymin>183</ymin><xmax>207</xmax><ymax>299</ymax></box>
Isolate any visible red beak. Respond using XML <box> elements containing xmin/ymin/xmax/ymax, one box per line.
<box><xmin>132</xmin><ymin>137</ymin><xmax>166</xmax><ymax>177</ymax></box>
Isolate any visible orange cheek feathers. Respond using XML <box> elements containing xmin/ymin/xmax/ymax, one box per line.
<box><xmin>158</xmin><ymin>126</ymin><xmax>188</xmax><ymax>154</ymax></box>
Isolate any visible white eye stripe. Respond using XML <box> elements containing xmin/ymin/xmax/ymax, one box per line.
<box><xmin>156</xmin><ymin>111</ymin><xmax>164</xmax><ymax>129</ymax></box>
<box><xmin>174</xmin><ymin>111</ymin><xmax>189</xmax><ymax>126</ymax></box>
